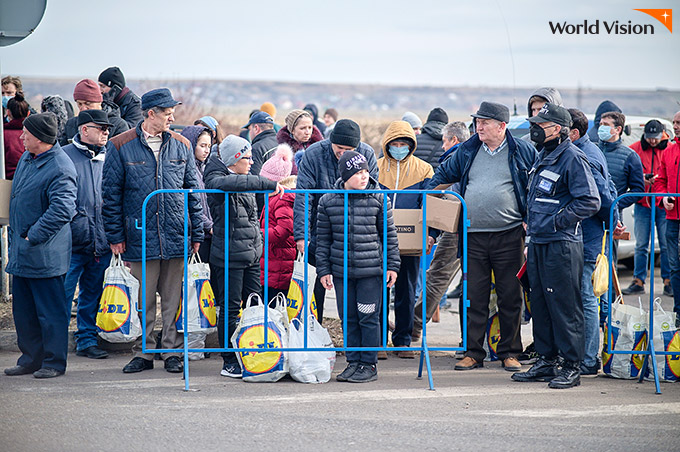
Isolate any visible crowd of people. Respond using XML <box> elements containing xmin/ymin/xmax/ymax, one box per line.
<box><xmin>2</xmin><ymin>69</ymin><xmax>680</xmax><ymax>388</ymax></box>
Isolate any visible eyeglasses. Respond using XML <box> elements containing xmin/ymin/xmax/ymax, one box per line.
<box><xmin>241</xmin><ymin>155</ymin><xmax>254</xmax><ymax>162</ymax></box>
<box><xmin>86</xmin><ymin>125</ymin><xmax>110</xmax><ymax>133</ymax></box>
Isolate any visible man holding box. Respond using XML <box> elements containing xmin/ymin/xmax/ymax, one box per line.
<box><xmin>428</xmin><ymin>101</ymin><xmax>538</xmax><ymax>371</ymax></box>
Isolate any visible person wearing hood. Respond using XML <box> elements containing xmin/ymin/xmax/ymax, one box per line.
<box><xmin>98</xmin><ymin>66</ymin><xmax>143</xmax><ymax>129</ymax></box>
<box><xmin>59</xmin><ymin>79</ymin><xmax>129</xmax><ymax>146</ymax></box>
<box><xmin>194</xmin><ymin>116</ymin><xmax>225</xmax><ymax>145</ymax></box>
<box><xmin>414</xmin><ymin>107</ymin><xmax>448</xmax><ymax>169</ymax></box>
<box><xmin>40</xmin><ymin>95</ymin><xmax>69</xmax><ymax>143</ymax></box>
<box><xmin>377</xmin><ymin>121</ymin><xmax>434</xmax><ymax>358</ymax></box>
<box><xmin>323</xmin><ymin>108</ymin><xmax>338</xmax><ymax>139</ymax></box>
<box><xmin>62</xmin><ymin>110</ymin><xmax>115</xmax><ymax>360</ymax></box>
<box><xmin>654</xmin><ymin>110</ymin><xmax>680</xmax><ymax>328</ymax></box>
<box><xmin>623</xmin><ymin>120</ymin><xmax>673</xmax><ymax>296</ymax></box>
<box><xmin>512</xmin><ymin>103</ymin><xmax>600</xmax><ymax>389</ymax></box>
<box><xmin>522</xmin><ymin>87</ymin><xmax>563</xmax><ymax>145</ymax></box>
<box><xmin>316</xmin><ymin>150</ymin><xmax>400</xmax><ymax>382</ymax></box>
<box><xmin>276</xmin><ymin>109</ymin><xmax>324</xmax><ymax>174</ymax></box>
<box><xmin>588</xmin><ymin>100</ymin><xmax>622</xmax><ymax>143</ymax></box>
<box><xmin>303</xmin><ymin>103</ymin><xmax>326</xmax><ymax>135</ymax></box>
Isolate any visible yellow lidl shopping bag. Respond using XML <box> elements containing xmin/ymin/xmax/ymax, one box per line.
<box><xmin>96</xmin><ymin>254</ymin><xmax>142</xmax><ymax>343</ymax></box>
<box><xmin>645</xmin><ymin>301</ymin><xmax>680</xmax><ymax>382</ymax></box>
<box><xmin>175</xmin><ymin>254</ymin><xmax>217</xmax><ymax>334</ymax></box>
<box><xmin>602</xmin><ymin>297</ymin><xmax>648</xmax><ymax>379</ymax></box>
<box><xmin>231</xmin><ymin>294</ymin><xmax>289</xmax><ymax>382</ymax></box>
<box><xmin>286</xmin><ymin>255</ymin><xmax>318</xmax><ymax>322</ymax></box>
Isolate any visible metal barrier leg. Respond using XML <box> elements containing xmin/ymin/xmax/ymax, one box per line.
<box><xmin>648</xmin><ymin>338</ymin><xmax>662</xmax><ymax>395</ymax></box>
<box><xmin>422</xmin><ymin>339</ymin><xmax>434</xmax><ymax>391</ymax></box>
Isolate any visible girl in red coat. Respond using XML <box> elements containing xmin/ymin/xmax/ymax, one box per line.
<box><xmin>3</xmin><ymin>92</ymin><xmax>30</xmax><ymax>179</ymax></box>
<box><xmin>259</xmin><ymin>144</ymin><xmax>298</xmax><ymax>301</ymax></box>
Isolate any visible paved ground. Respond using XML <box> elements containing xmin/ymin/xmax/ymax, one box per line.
<box><xmin>1</xmin><ymin>267</ymin><xmax>679</xmax><ymax>451</ymax></box>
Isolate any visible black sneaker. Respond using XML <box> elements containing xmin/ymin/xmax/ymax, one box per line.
<box><xmin>579</xmin><ymin>360</ymin><xmax>600</xmax><ymax>376</ymax></box>
<box><xmin>76</xmin><ymin>345</ymin><xmax>109</xmax><ymax>359</ymax></box>
<box><xmin>336</xmin><ymin>362</ymin><xmax>360</xmax><ymax>382</ymax></box>
<box><xmin>122</xmin><ymin>357</ymin><xmax>154</xmax><ymax>373</ymax></box>
<box><xmin>621</xmin><ymin>279</ymin><xmax>645</xmax><ymax>295</ymax></box>
<box><xmin>518</xmin><ymin>342</ymin><xmax>538</xmax><ymax>364</ymax></box>
<box><xmin>220</xmin><ymin>362</ymin><xmax>242</xmax><ymax>378</ymax></box>
<box><xmin>347</xmin><ymin>363</ymin><xmax>378</xmax><ymax>383</ymax></box>
<box><xmin>164</xmin><ymin>356</ymin><xmax>183</xmax><ymax>373</ymax></box>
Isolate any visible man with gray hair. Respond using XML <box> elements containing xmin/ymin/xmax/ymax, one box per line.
<box><xmin>412</xmin><ymin>121</ymin><xmax>470</xmax><ymax>339</ymax></box>
<box><xmin>103</xmin><ymin>88</ymin><xmax>204</xmax><ymax>375</ymax></box>
<box><xmin>427</xmin><ymin>102</ymin><xmax>538</xmax><ymax>372</ymax></box>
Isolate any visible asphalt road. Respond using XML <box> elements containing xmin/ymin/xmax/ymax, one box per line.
<box><xmin>1</xmin><ymin>267</ymin><xmax>679</xmax><ymax>452</ymax></box>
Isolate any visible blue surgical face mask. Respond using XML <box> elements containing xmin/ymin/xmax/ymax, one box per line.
<box><xmin>2</xmin><ymin>95</ymin><xmax>11</xmax><ymax>109</ymax></box>
<box><xmin>388</xmin><ymin>145</ymin><xmax>410</xmax><ymax>161</ymax></box>
<box><xmin>598</xmin><ymin>125</ymin><xmax>613</xmax><ymax>142</ymax></box>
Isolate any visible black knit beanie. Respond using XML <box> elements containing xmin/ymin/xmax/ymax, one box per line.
<box><xmin>98</xmin><ymin>66</ymin><xmax>126</xmax><ymax>89</ymax></box>
<box><xmin>427</xmin><ymin>107</ymin><xmax>448</xmax><ymax>124</ymax></box>
<box><xmin>330</xmin><ymin>119</ymin><xmax>361</xmax><ymax>148</ymax></box>
<box><xmin>23</xmin><ymin>112</ymin><xmax>58</xmax><ymax>145</ymax></box>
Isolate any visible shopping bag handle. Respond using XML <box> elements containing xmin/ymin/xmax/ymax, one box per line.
<box><xmin>110</xmin><ymin>253</ymin><xmax>124</xmax><ymax>268</ymax></box>
<box><xmin>245</xmin><ymin>292</ymin><xmax>264</xmax><ymax>309</ymax></box>
<box><xmin>189</xmin><ymin>253</ymin><xmax>202</xmax><ymax>265</ymax></box>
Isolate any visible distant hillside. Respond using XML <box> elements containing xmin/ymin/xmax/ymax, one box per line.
<box><xmin>20</xmin><ymin>77</ymin><xmax>680</xmax><ymax>120</ymax></box>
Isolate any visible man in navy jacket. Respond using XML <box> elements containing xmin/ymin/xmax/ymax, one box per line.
<box><xmin>4</xmin><ymin>113</ymin><xmax>77</xmax><ymax>379</ymax></box>
<box><xmin>63</xmin><ymin>110</ymin><xmax>115</xmax><ymax>360</ymax></box>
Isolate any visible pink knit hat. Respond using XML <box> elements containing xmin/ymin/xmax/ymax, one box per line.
<box><xmin>73</xmin><ymin>79</ymin><xmax>103</xmax><ymax>102</ymax></box>
<box><xmin>260</xmin><ymin>144</ymin><xmax>293</xmax><ymax>182</ymax></box>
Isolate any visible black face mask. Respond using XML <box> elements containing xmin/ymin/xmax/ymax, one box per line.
<box><xmin>530</xmin><ymin>124</ymin><xmax>547</xmax><ymax>145</ymax></box>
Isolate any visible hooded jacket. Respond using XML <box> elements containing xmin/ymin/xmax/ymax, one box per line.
<box><xmin>62</xmin><ymin>134</ymin><xmax>112</xmax><ymax>257</ymax></box>
<box><xmin>303</xmin><ymin>103</ymin><xmax>327</xmax><ymax>135</ymax></box>
<box><xmin>588</xmin><ymin>100</ymin><xmax>622</xmax><ymax>143</ymax></box>
<box><xmin>414</xmin><ymin>120</ymin><xmax>446</xmax><ymax>169</ymax></box>
<box><xmin>526</xmin><ymin>87</ymin><xmax>563</xmax><ymax>118</ymax></box>
<box><xmin>204</xmin><ymin>154</ymin><xmax>277</xmax><ymax>269</ymax></box>
<box><xmin>180</xmin><ymin>125</ymin><xmax>214</xmax><ymax>233</ymax></box>
<box><xmin>630</xmin><ymin>131</ymin><xmax>670</xmax><ymax>208</ymax></box>
<box><xmin>377</xmin><ymin>121</ymin><xmax>434</xmax><ymax>210</ymax></box>
<box><xmin>260</xmin><ymin>176</ymin><xmax>297</xmax><ymax>289</ymax></box>
<box><xmin>59</xmin><ymin>101</ymin><xmax>129</xmax><ymax>146</ymax></box>
<box><xmin>108</xmin><ymin>86</ymin><xmax>143</xmax><ymax>129</ymax></box>
<box><xmin>293</xmin><ymin>139</ymin><xmax>379</xmax><ymax>260</ymax></box>
<box><xmin>316</xmin><ymin>178</ymin><xmax>400</xmax><ymax>279</ymax></box>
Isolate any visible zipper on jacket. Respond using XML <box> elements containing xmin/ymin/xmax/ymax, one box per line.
<box><xmin>393</xmin><ymin>160</ymin><xmax>401</xmax><ymax>207</ymax></box>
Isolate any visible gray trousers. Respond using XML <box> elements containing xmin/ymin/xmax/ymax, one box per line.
<box><xmin>413</xmin><ymin>231</ymin><xmax>460</xmax><ymax>335</ymax></box>
<box><xmin>130</xmin><ymin>258</ymin><xmax>184</xmax><ymax>360</ymax></box>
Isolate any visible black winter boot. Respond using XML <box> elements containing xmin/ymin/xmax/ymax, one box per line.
<box><xmin>511</xmin><ymin>357</ymin><xmax>558</xmax><ymax>382</ymax></box>
<box><xmin>548</xmin><ymin>361</ymin><xmax>581</xmax><ymax>389</ymax></box>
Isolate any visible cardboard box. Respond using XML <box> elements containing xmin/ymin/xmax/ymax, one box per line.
<box><xmin>424</xmin><ymin>184</ymin><xmax>461</xmax><ymax>233</ymax></box>
<box><xmin>0</xmin><ymin>179</ymin><xmax>11</xmax><ymax>225</ymax></box>
<box><xmin>392</xmin><ymin>208</ymin><xmax>423</xmax><ymax>256</ymax></box>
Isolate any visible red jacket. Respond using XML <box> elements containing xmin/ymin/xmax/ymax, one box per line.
<box><xmin>652</xmin><ymin>139</ymin><xmax>680</xmax><ymax>220</ymax></box>
<box><xmin>630</xmin><ymin>134</ymin><xmax>668</xmax><ymax>208</ymax></box>
<box><xmin>260</xmin><ymin>191</ymin><xmax>297</xmax><ymax>290</ymax></box>
<box><xmin>3</xmin><ymin>118</ymin><xmax>26</xmax><ymax>179</ymax></box>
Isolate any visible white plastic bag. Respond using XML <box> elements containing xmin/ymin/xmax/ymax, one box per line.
<box><xmin>231</xmin><ymin>293</ymin><xmax>289</xmax><ymax>382</ymax></box>
<box><xmin>602</xmin><ymin>297</ymin><xmax>648</xmax><ymax>379</ymax></box>
<box><xmin>645</xmin><ymin>300</ymin><xmax>679</xmax><ymax>382</ymax></box>
<box><xmin>175</xmin><ymin>253</ymin><xmax>218</xmax><ymax>334</ymax></box>
<box><xmin>286</xmin><ymin>255</ymin><xmax>318</xmax><ymax>322</ymax></box>
<box><xmin>288</xmin><ymin>316</ymin><xmax>336</xmax><ymax>384</ymax></box>
<box><xmin>96</xmin><ymin>254</ymin><xmax>142</xmax><ymax>343</ymax></box>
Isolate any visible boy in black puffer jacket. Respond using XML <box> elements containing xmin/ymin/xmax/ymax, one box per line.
<box><xmin>316</xmin><ymin>151</ymin><xmax>401</xmax><ymax>383</ymax></box>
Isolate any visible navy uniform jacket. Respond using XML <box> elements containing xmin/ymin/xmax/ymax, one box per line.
<box><xmin>527</xmin><ymin>138</ymin><xmax>601</xmax><ymax>244</ymax></box>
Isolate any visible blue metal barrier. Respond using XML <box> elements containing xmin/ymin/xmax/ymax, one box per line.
<box><xmin>137</xmin><ymin>187</ymin><xmax>468</xmax><ymax>391</ymax></box>
<box><xmin>608</xmin><ymin>192</ymin><xmax>680</xmax><ymax>395</ymax></box>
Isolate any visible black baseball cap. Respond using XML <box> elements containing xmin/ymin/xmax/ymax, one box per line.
<box><xmin>644</xmin><ymin>119</ymin><xmax>664</xmax><ymax>140</ymax></box>
<box><xmin>528</xmin><ymin>103</ymin><xmax>572</xmax><ymax>128</ymax></box>
<box><xmin>77</xmin><ymin>109</ymin><xmax>113</xmax><ymax>127</ymax></box>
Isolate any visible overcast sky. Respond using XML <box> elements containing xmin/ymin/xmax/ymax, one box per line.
<box><xmin>2</xmin><ymin>0</ymin><xmax>678</xmax><ymax>90</ymax></box>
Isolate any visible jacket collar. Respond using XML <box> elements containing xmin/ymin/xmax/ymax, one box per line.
<box><xmin>137</xmin><ymin>121</ymin><xmax>170</xmax><ymax>150</ymax></box>
<box><xmin>538</xmin><ymin>138</ymin><xmax>572</xmax><ymax>165</ymax></box>
<box><xmin>573</xmin><ymin>134</ymin><xmax>591</xmax><ymax>148</ymax></box>
<box><xmin>438</xmin><ymin>143</ymin><xmax>460</xmax><ymax>164</ymax></box>
<box><xmin>31</xmin><ymin>143</ymin><xmax>60</xmax><ymax>168</ymax></box>
<box><xmin>252</xmin><ymin>128</ymin><xmax>276</xmax><ymax>145</ymax></box>
<box><xmin>71</xmin><ymin>134</ymin><xmax>107</xmax><ymax>158</ymax></box>
<box><xmin>599</xmin><ymin>138</ymin><xmax>623</xmax><ymax>152</ymax></box>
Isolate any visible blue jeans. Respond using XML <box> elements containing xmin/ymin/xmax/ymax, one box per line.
<box><xmin>335</xmin><ymin>276</ymin><xmax>382</xmax><ymax>364</ymax></box>
<box><xmin>581</xmin><ymin>260</ymin><xmax>599</xmax><ymax>367</ymax></box>
<box><xmin>665</xmin><ymin>220</ymin><xmax>680</xmax><ymax>318</ymax></box>
<box><xmin>633</xmin><ymin>204</ymin><xmax>669</xmax><ymax>281</ymax></box>
<box><xmin>64</xmin><ymin>252</ymin><xmax>111</xmax><ymax>351</ymax></box>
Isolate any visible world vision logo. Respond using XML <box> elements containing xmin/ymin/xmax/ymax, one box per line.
<box><xmin>549</xmin><ymin>9</ymin><xmax>672</xmax><ymax>35</ymax></box>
